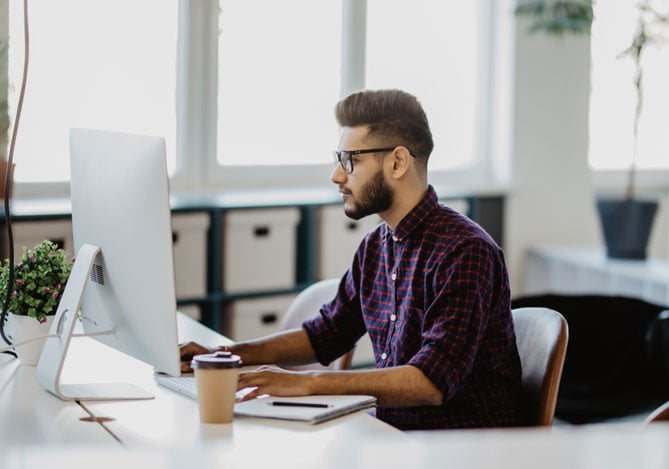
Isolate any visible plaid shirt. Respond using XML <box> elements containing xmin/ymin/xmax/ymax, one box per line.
<box><xmin>303</xmin><ymin>186</ymin><xmax>525</xmax><ymax>430</ymax></box>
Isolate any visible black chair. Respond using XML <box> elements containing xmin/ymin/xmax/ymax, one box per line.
<box><xmin>511</xmin><ymin>294</ymin><xmax>669</xmax><ymax>424</ymax></box>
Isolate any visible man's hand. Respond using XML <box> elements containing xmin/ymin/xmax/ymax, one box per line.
<box><xmin>179</xmin><ymin>341</ymin><xmax>219</xmax><ymax>373</ymax></box>
<box><xmin>237</xmin><ymin>366</ymin><xmax>315</xmax><ymax>401</ymax></box>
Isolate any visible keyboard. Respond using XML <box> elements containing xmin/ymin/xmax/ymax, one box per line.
<box><xmin>156</xmin><ymin>375</ymin><xmax>199</xmax><ymax>400</ymax></box>
<box><xmin>156</xmin><ymin>374</ymin><xmax>251</xmax><ymax>401</ymax></box>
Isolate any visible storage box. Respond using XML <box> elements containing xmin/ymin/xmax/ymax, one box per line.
<box><xmin>223</xmin><ymin>294</ymin><xmax>297</xmax><ymax>341</ymax></box>
<box><xmin>222</xmin><ymin>208</ymin><xmax>300</xmax><ymax>293</ymax></box>
<box><xmin>171</xmin><ymin>212</ymin><xmax>210</xmax><ymax>299</ymax></box>
<box><xmin>8</xmin><ymin>219</ymin><xmax>75</xmax><ymax>262</ymax></box>
<box><xmin>317</xmin><ymin>205</ymin><xmax>381</xmax><ymax>280</ymax></box>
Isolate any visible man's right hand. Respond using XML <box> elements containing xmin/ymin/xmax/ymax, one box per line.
<box><xmin>179</xmin><ymin>341</ymin><xmax>219</xmax><ymax>373</ymax></box>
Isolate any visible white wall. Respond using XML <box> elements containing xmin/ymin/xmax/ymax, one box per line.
<box><xmin>505</xmin><ymin>20</ymin><xmax>601</xmax><ymax>296</ymax></box>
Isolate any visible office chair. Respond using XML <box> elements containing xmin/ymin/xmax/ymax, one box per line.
<box><xmin>512</xmin><ymin>307</ymin><xmax>569</xmax><ymax>426</ymax></box>
<box><xmin>280</xmin><ymin>278</ymin><xmax>355</xmax><ymax>371</ymax></box>
<box><xmin>644</xmin><ymin>400</ymin><xmax>669</xmax><ymax>424</ymax></box>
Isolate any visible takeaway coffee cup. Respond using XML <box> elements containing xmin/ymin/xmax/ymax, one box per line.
<box><xmin>191</xmin><ymin>350</ymin><xmax>242</xmax><ymax>423</ymax></box>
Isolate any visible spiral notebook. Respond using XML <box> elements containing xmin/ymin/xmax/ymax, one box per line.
<box><xmin>233</xmin><ymin>395</ymin><xmax>377</xmax><ymax>424</ymax></box>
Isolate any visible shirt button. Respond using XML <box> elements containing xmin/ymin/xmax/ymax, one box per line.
<box><xmin>392</xmin><ymin>235</ymin><xmax>399</xmax><ymax>242</ymax></box>
<box><xmin>381</xmin><ymin>352</ymin><xmax>388</xmax><ymax>360</ymax></box>
<box><xmin>391</xmin><ymin>272</ymin><xmax>397</xmax><ymax>281</ymax></box>
<box><xmin>390</xmin><ymin>314</ymin><xmax>397</xmax><ymax>322</ymax></box>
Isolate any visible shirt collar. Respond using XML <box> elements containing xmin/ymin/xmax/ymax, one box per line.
<box><xmin>384</xmin><ymin>185</ymin><xmax>439</xmax><ymax>242</ymax></box>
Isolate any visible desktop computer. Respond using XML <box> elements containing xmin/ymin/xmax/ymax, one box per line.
<box><xmin>36</xmin><ymin>128</ymin><xmax>181</xmax><ymax>400</ymax></box>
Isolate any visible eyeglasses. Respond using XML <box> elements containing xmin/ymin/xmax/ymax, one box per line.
<box><xmin>332</xmin><ymin>147</ymin><xmax>396</xmax><ymax>174</ymax></box>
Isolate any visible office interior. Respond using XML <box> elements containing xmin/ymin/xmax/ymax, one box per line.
<box><xmin>0</xmin><ymin>1</ymin><xmax>668</xmax><ymax>466</ymax></box>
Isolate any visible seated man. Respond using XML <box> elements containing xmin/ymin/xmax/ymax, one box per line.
<box><xmin>181</xmin><ymin>89</ymin><xmax>526</xmax><ymax>430</ymax></box>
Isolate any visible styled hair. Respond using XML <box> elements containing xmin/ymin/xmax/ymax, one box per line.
<box><xmin>334</xmin><ymin>89</ymin><xmax>434</xmax><ymax>166</ymax></box>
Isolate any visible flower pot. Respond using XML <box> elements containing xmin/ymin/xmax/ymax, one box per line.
<box><xmin>5</xmin><ymin>313</ymin><xmax>54</xmax><ymax>366</ymax></box>
<box><xmin>596</xmin><ymin>198</ymin><xmax>658</xmax><ymax>260</ymax></box>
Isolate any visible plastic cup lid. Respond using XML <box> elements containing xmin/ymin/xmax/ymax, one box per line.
<box><xmin>191</xmin><ymin>350</ymin><xmax>242</xmax><ymax>369</ymax></box>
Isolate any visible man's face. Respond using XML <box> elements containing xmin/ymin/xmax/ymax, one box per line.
<box><xmin>331</xmin><ymin>126</ymin><xmax>394</xmax><ymax>220</ymax></box>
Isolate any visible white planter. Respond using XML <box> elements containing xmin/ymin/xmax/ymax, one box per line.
<box><xmin>6</xmin><ymin>313</ymin><xmax>54</xmax><ymax>366</ymax></box>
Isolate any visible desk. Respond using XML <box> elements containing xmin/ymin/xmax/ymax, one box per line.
<box><xmin>0</xmin><ymin>354</ymin><xmax>113</xmax><ymax>444</ymax></box>
<box><xmin>0</xmin><ymin>312</ymin><xmax>402</xmax><ymax>451</ymax></box>
<box><xmin>406</xmin><ymin>424</ymin><xmax>669</xmax><ymax>469</ymax></box>
<box><xmin>3</xmin><ymin>313</ymin><xmax>669</xmax><ymax>468</ymax></box>
<box><xmin>2</xmin><ymin>423</ymin><xmax>669</xmax><ymax>469</ymax></box>
<box><xmin>524</xmin><ymin>246</ymin><xmax>669</xmax><ymax>306</ymax></box>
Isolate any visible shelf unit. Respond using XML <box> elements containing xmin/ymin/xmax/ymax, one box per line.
<box><xmin>1</xmin><ymin>188</ymin><xmax>505</xmax><ymax>337</ymax></box>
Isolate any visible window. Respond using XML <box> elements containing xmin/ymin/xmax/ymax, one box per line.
<box><xmin>8</xmin><ymin>0</ymin><xmax>178</xmax><ymax>184</ymax></box>
<box><xmin>366</xmin><ymin>0</ymin><xmax>485</xmax><ymax>172</ymax></box>
<box><xmin>216</xmin><ymin>0</ymin><xmax>342</xmax><ymax>168</ymax></box>
<box><xmin>215</xmin><ymin>0</ymin><xmax>495</xmax><ymax>179</ymax></box>
<box><xmin>589</xmin><ymin>1</ymin><xmax>669</xmax><ymax>171</ymax></box>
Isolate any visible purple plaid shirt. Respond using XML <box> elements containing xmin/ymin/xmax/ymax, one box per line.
<box><xmin>303</xmin><ymin>186</ymin><xmax>525</xmax><ymax>430</ymax></box>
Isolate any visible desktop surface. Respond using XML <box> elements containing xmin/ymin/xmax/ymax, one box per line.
<box><xmin>3</xmin><ymin>312</ymin><xmax>669</xmax><ymax>469</ymax></box>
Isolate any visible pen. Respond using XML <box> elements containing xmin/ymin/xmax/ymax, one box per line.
<box><xmin>271</xmin><ymin>401</ymin><xmax>329</xmax><ymax>408</ymax></box>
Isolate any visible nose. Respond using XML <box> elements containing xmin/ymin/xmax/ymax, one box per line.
<box><xmin>330</xmin><ymin>162</ymin><xmax>347</xmax><ymax>185</ymax></box>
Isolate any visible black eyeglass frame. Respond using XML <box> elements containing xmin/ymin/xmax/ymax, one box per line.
<box><xmin>332</xmin><ymin>147</ymin><xmax>397</xmax><ymax>174</ymax></box>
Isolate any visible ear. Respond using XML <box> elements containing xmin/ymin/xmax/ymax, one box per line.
<box><xmin>388</xmin><ymin>146</ymin><xmax>412</xmax><ymax>180</ymax></box>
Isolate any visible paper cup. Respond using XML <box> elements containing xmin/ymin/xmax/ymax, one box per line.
<box><xmin>192</xmin><ymin>351</ymin><xmax>242</xmax><ymax>423</ymax></box>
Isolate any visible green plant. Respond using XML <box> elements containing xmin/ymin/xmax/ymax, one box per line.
<box><xmin>0</xmin><ymin>239</ymin><xmax>73</xmax><ymax>323</ymax></box>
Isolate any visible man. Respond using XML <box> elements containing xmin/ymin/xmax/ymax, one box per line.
<box><xmin>181</xmin><ymin>89</ymin><xmax>526</xmax><ymax>430</ymax></box>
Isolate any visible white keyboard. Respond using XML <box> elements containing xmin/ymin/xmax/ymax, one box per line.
<box><xmin>156</xmin><ymin>375</ymin><xmax>251</xmax><ymax>401</ymax></box>
<box><xmin>156</xmin><ymin>375</ymin><xmax>198</xmax><ymax>400</ymax></box>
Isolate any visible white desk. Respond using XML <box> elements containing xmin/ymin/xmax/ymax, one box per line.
<box><xmin>2</xmin><ymin>422</ymin><xmax>669</xmax><ymax>469</ymax></box>
<box><xmin>406</xmin><ymin>424</ymin><xmax>669</xmax><ymax>469</ymax></box>
<box><xmin>3</xmin><ymin>312</ymin><xmax>669</xmax><ymax>469</ymax></box>
<box><xmin>524</xmin><ymin>246</ymin><xmax>669</xmax><ymax>305</ymax></box>
<box><xmin>0</xmin><ymin>312</ymin><xmax>402</xmax><ymax>451</ymax></box>
<box><xmin>0</xmin><ymin>353</ymin><xmax>114</xmax><ymax>444</ymax></box>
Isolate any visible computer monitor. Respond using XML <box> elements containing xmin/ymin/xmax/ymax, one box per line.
<box><xmin>36</xmin><ymin>128</ymin><xmax>181</xmax><ymax>401</ymax></box>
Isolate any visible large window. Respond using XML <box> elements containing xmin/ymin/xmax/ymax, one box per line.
<box><xmin>6</xmin><ymin>0</ymin><xmax>505</xmax><ymax>192</ymax></box>
<box><xmin>589</xmin><ymin>1</ymin><xmax>669</xmax><ymax>171</ymax></box>
<box><xmin>216</xmin><ymin>0</ymin><xmax>492</xmax><ymax>176</ymax></box>
<box><xmin>217</xmin><ymin>0</ymin><xmax>341</xmax><ymax>167</ymax></box>
<box><xmin>366</xmin><ymin>0</ymin><xmax>484</xmax><ymax>172</ymax></box>
<box><xmin>8</xmin><ymin>0</ymin><xmax>178</xmax><ymax>185</ymax></box>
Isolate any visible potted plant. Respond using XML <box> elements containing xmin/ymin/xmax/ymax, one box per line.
<box><xmin>596</xmin><ymin>0</ymin><xmax>668</xmax><ymax>260</ymax></box>
<box><xmin>0</xmin><ymin>239</ymin><xmax>73</xmax><ymax>365</ymax></box>
<box><xmin>516</xmin><ymin>0</ymin><xmax>667</xmax><ymax>259</ymax></box>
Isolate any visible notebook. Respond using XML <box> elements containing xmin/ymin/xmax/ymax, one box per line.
<box><xmin>233</xmin><ymin>394</ymin><xmax>377</xmax><ymax>424</ymax></box>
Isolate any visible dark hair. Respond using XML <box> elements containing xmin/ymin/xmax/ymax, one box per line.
<box><xmin>334</xmin><ymin>89</ymin><xmax>434</xmax><ymax>165</ymax></box>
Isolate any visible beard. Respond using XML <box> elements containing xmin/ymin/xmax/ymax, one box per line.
<box><xmin>344</xmin><ymin>169</ymin><xmax>394</xmax><ymax>220</ymax></box>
